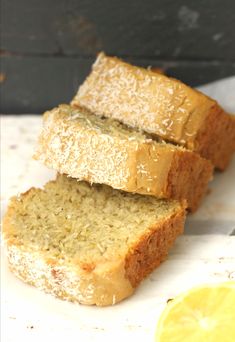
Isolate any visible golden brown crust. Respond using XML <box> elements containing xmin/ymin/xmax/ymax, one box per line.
<box><xmin>6</xmin><ymin>245</ymin><xmax>135</xmax><ymax>306</ymax></box>
<box><xmin>125</xmin><ymin>206</ymin><xmax>186</xmax><ymax>287</ymax></box>
<box><xmin>166</xmin><ymin>151</ymin><xmax>213</xmax><ymax>212</ymax></box>
<box><xmin>195</xmin><ymin>108</ymin><xmax>235</xmax><ymax>170</ymax></box>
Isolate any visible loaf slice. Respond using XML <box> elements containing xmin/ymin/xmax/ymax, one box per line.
<box><xmin>34</xmin><ymin>105</ymin><xmax>213</xmax><ymax>211</ymax></box>
<box><xmin>71</xmin><ymin>52</ymin><xmax>235</xmax><ymax>170</ymax></box>
<box><xmin>3</xmin><ymin>175</ymin><xmax>186</xmax><ymax>306</ymax></box>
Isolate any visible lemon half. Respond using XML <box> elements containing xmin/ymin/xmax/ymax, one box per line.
<box><xmin>155</xmin><ymin>282</ymin><xmax>235</xmax><ymax>342</ymax></box>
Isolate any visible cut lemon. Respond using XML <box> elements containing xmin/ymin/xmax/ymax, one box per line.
<box><xmin>155</xmin><ymin>282</ymin><xmax>235</xmax><ymax>342</ymax></box>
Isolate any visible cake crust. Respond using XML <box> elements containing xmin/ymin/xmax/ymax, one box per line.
<box><xmin>195</xmin><ymin>107</ymin><xmax>235</xmax><ymax>170</ymax></box>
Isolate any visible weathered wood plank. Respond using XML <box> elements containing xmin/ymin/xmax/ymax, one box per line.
<box><xmin>1</xmin><ymin>56</ymin><xmax>234</xmax><ymax>114</ymax></box>
<box><xmin>0</xmin><ymin>56</ymin><xmax>91</xmax><ymax>114</ymax></box>
<box><xmin>2</xmin><ymin>0</ymin><xmax>235</xmax><ymax>60</ymax></box>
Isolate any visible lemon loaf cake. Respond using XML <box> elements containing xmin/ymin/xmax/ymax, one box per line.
<box><xmin>34</xmin><ymin>105</ymin><xmax>213</xmax><ymax>211</ymax></box>
<box><xmin>71</xmin><ymin>52</ymin><xmax>235</xmax><ymax>170</ymax></box>
<box><xmin>3</xmin><ymin>175</ymin><xmax>186</xmax><ymax>306</ymax></box>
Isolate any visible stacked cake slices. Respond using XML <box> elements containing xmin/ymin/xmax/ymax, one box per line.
<box><xmin>72</xmin><ymin>53</ymin><xmax>235</xmax><ymax>170</ymax></box>
<box><xmin>3</xmin><ymin>53</ymin><xmax>235</xmax><ymax>306</ymax></box>
<box><xmin>34</xmin><ymin>104</ymin><xmax>213</xmax><ymax>211</ymax></box>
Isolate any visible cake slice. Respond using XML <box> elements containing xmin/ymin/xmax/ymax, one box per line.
<box><xmin>71</xmin><ymin>52</ymin><xmax>235</xmax><ymax>170</ymax></box>
<box><xmin>34</xmin><ymin>105</ymin><xmax>213</xmax><ymax>212</ymax></box>
<box><xmin>3</xmin><ymin>175</ymin><xmax>186</xmax><ymax>306</ymax></box>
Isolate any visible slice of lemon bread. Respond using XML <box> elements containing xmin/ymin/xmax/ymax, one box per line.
<box><xmin>71</xmin><ymin>52</ymin><xmax>235</xmax><ymax>170</ymax></box>
<box><xmin>34</xmin><ymin>105</ymin><xmax>213</xmax><ymax>212</ymax></box>
<box><xmin>3</xmin><ymin>175</ymin><xmax>186</xmax><ymax>306</ymax></box>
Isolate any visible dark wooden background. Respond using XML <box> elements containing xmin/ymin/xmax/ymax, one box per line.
<box><xmin>1</xmin><ymin>0</ymin><xmax>235</xmax><ymax>114</ymax></box>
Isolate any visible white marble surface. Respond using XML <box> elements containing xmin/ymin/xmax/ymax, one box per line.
<box><xmin>1</xmin><ymin>78</ymin><xmax>235</xmax><ymax>342</ymax></box>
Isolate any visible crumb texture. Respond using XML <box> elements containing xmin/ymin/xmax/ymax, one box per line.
<box><xmin>3</xmin><ymin>176</ymin><xmax>185</xmax><ymax>305</ymax></box>
<box><xmin>4</xmin><ymin>176</ymin><xmax>181</xmax><ymax>263</ymax></box>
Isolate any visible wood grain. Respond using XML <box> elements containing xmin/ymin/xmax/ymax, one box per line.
<box><xmin>1</xmin><ymin>0</ymin><xmax>235</xmax><ymax>113</ymax></box>
<box><xmin>2</xmin><ymin>0</ymin><xmax>235</xmax><ymax>59</ymax></box>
